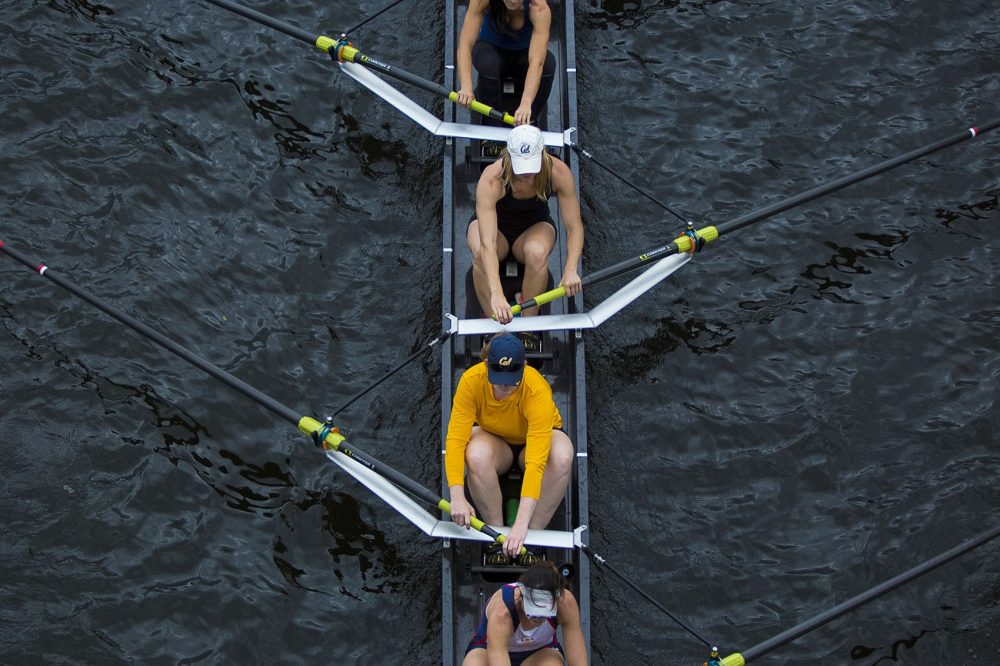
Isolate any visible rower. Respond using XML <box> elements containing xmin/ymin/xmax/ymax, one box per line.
<box><xmin>462</xmin><ymin>561</ymin><xmax>588</xmax><ymax>665</ymax></box>
<box><xmin>467</xmin><ymin>124</ymin><xmax>584</xmax><ymax>325</ymax></box>
<box><xmin>455</xmin><ymin>0</ymin><xmax>556</xmax><ymax>128</ymax></box>
<box><xmin>444</xmin><ymin>333</ymin><xmax>574</xmax><ymax>564</ymax></box>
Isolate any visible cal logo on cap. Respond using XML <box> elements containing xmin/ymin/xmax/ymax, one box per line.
<box><xmin>499</xmin><ymin>356</ymin><xmax>514</xmax><ymax>366</ymax></box>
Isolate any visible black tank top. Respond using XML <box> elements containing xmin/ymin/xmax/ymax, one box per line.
<box><xmin>496</xmin><ymin>182</ymin><xmax>551</xmax><ymax>227</ymax></box>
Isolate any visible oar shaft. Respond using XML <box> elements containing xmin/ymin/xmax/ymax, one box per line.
<box><xmin>717</xmin><ymin>119</ymin><xmax>1000</xmax><ymax>237</ymax></box>
<box><xmin>202</xmin><ymin>0</ymin><xmax>318</xmax><ymax>47</ymax></box>
<box><xmin>0</xmin><ymin>241</ymin><xmax>301</xmax><ymax>426</ymax></box>
<box><xmin>733</xmin><ymin>523</ymin><xmax>1000</xmax><ymax>663</ymax></box>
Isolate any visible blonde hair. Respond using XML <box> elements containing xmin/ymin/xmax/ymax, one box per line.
<box><xmin>500</xmin><ymin>149</ymin><xmax>552</xmax><ymax>201</ymax></box>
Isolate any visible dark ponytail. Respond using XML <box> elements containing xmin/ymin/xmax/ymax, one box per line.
<box><xmin>518</xmin><ymin>560</ymin><xmax>567</xmax><ymax>596</ymax></box>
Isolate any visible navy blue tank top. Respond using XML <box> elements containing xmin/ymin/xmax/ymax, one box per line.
<box><xmin>479</xmin><ymin>1</ymin><xmax>533</xmax><ymax>51</ymax></box>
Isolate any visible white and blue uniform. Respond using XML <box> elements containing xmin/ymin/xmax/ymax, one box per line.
<box><xmin>465</xmin><ymin>583</ymin><xmax>563</xmax><ymax>664</ymax></box>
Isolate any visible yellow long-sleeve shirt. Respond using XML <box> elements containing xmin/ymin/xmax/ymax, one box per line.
<box><xmin>445</xmin><ymin>362</ymin><xmax>563</xmax><ymax>500</ymax></box>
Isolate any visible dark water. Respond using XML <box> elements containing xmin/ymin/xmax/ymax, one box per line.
<box><xmin>1</xmin><ymin>1</ymin><xmax>997</xmax><ymax>664</ymax></box>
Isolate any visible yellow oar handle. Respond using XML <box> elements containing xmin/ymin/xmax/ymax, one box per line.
<box><xmin>718</xmin><ymin>653</ymin><xmax>745</xmax><ymax>666</ymax></box>
<box><xmin>437</xmin><ymin>499</ymin><xmax>528</xmax><ymax>556</ymax></box>
<box><xmin>511</xmin><ymin>285</ymin><xmax>567</xmax><ymax>316</ymax></box>
<box><xmin>446</xmin><ymin>93</ymin><xmax>516</xmax><ymax>126</ymax></box>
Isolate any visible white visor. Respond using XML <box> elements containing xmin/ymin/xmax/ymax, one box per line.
<box><xmin>520</xmin><ymin>584</ymin><xmax>557</xmax><ymax>618</ymax></box>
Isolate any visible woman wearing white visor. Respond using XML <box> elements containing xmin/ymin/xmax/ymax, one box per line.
<box><xmin>463</xmin><ymin>561</ymin><xmax>588</xmax><ymax>665</ymax></box>
<box><xmin>468</xmin><ymin>124</ymin><xmax>584</xmax><ymax>324</ymax></box>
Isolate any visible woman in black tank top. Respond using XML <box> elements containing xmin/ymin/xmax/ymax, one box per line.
<box><xmin>466</xmin><ymin>125</ymin><xmax>584</xmax><ymax>324</ymax></box>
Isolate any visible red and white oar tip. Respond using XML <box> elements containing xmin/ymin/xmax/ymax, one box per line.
<box><xmin>969</xmin><ymin>127</ymin><xmax>980</xmax><ymax>138</ymax></box>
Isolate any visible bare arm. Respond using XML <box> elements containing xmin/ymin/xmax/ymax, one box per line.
<box><xmin>516</xmin><ymin>0</ymin><xmax>552</xmax><ymax>125</ymax></box>
<box><xmin>475</xmin><ymin>163</ymin><xmax>514</xmax><ymax>323</ymax></box>
<box><xmin>507</xmin><ymin>382</ymin><xmax>554</xmax><ymax>557</ymax></box>
<box><xmin>551</xmin><ymin>158</ymin><xmax>584</xmax><ymax>295</ymax></box>
<box><xmin>485</xmin><ymin>593</ymin><xmax>514</xmax><ymax>665</ymax></box>
<box><xmin>503</xmin><ymin>496</ymin><xmax>536</xmax><ymax>558</ymax></box>
<box><xmin>457</xmin><ymin>0</ymin><xmax>489</xmax><ymax>107</ymax></box>
<box><xmin>557</xmin><ymin>591</ymin><xmax>589</xmax><ymax>666</ymax></box>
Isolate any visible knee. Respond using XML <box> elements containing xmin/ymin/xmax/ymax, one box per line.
<box><xmin>466</xmin><ymin>445</ymin><xmax>495</xmax><ymax>477</ymax></box>
<box><xmin>521</xmin><ymin>241</ymin><xmax>550</xmax><ymax>269</ymax></box>
<box><xmin>542</xmin><ymin>51</ymin><xmax>556</xmax><ymax>77</ymax></box>
<box><xmin>472</xmin><ymin>42</ymin><xmax>502</xmax><ymax>79</ymax></box>
<box><xmin>548</xmin><ymin>438</ymin><xmax>574</xmax><ymax>473</ymax></box>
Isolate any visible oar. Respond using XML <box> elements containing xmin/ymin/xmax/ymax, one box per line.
<box><xmin>512</xmin><ymin>118</ymin><xmax>1000</xmax><ymax>316</ymax></box>
<box><xmin>715</xmin><ymin>524</ymin><xmax>1000</xmax><ymax>665</ymax></box>
<box><xmin>0</xmin><ymin>240</ymin><xmax>526</xmax><ymax>556</ymax></box>
<box><xmin>201</xmin><ymin>0</ymin><xmax>515</xmax><ymax>126</ymax></box>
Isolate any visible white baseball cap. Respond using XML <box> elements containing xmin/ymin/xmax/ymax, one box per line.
<box><xmin>507</xmin><ymin>125</ymin><xmax>545</xmax><ymax>175</ymax></box>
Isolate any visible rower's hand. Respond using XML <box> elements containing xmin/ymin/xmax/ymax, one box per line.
<box><xmin>514</xmin><ymin>102</ymin><xmax>532</xmax><ymax>126</ymax></box>
<box><xmin>456</xmin><ymin>88</ymin><xmax>475</xmax><ymax>108</ymax></box>
<box><xmin>560</xmin><ymin>269</ymin><xmax>582</xmax><ymax>297</ymax></box>
<box><xmin>504</xmin><ymin>523</ymin><xmax>528</xmax><ymax>559</ymax></box>
<box><xmin>450</xmin><ymin>495</ymin><xmax>475</xmax><ymax>528</ymax></box>
<box><xmin>491</xmin><ymin>292</ymin><xmax>514</xmax><ymax>324</ymax></box>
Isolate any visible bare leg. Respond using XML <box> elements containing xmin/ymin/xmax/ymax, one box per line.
<box><xmin>465</xmin><ymin>427</ymin><xmax>514</xmax><ymax>525</ymax></box>
<box><xmin>462</xmin><ymin>648</ymin><xmax>488</xmax><ymax>666</ymax></box>
<box><xmin>521</xmin><ymin>646</ymin><xmax>566</xmax><ymax>665</ymax></box>
<box><xmin>467</xmin><ymin>220</ymin><xmax>511</xmax><ymax>316</ymax></box>
<box><xmin>519</xmin><ymin>430</ymin><xmax>574</xmax><ymax>529</ymax></box>
<box><xmin>511</xmin><ymin>222</ymin><xmax>556</xmax><ymax>317</ymax></box>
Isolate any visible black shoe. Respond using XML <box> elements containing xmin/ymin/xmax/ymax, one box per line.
<box><xmin>485</xmin><ymin>542</ymin><xmax>510</xmax><ymax>566</ymax></box>
<box><xmin>517</xmin><ymin>550</ymin><xmax>543</xmax><ymax>566</ymax></box>
<box><xmin>481</xmin><ymin>141</ymin><xmax>505</xmax><ymax>160</ymax></box>
<box><xmin>519</xmin><ymin>331</ymin><xmax>542</xmax><ymax>354</ymax></box>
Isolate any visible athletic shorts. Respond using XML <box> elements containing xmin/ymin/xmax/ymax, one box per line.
<box><xmin>469</xmin><ymin>214</ymin><xmax>558</xmax><ymax>252</ymax></box>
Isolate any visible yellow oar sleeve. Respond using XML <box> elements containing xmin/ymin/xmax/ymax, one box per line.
<box><xmin>673</xmin><ymin>225</ymin><xmax>719</xmax><ymax>254</ymax></box>
<box><xmin>298</xmin><ymin>415</ymin><xmax>346</xmax><ymax>450</ymax></box>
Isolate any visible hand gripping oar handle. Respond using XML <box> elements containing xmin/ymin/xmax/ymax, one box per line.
<box><xmin>513</xmin><ymin>118</ymin><xmax>1000</xmax><ymax>316</ymax></box>
<box><xmin>333</xmin><ymin>41</ymin><xmax>515</xmax><ymax>127</ymax></box>
<box><xmin>0</xmin><ymin>240</ymin><xmax>525</xmax><ymax>556</ymax></box>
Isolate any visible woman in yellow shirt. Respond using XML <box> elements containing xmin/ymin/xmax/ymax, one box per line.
<box><xmin>445</xmin><ymin>333</ymin><xmax>574</xmax><ymax>562</ymax></box>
